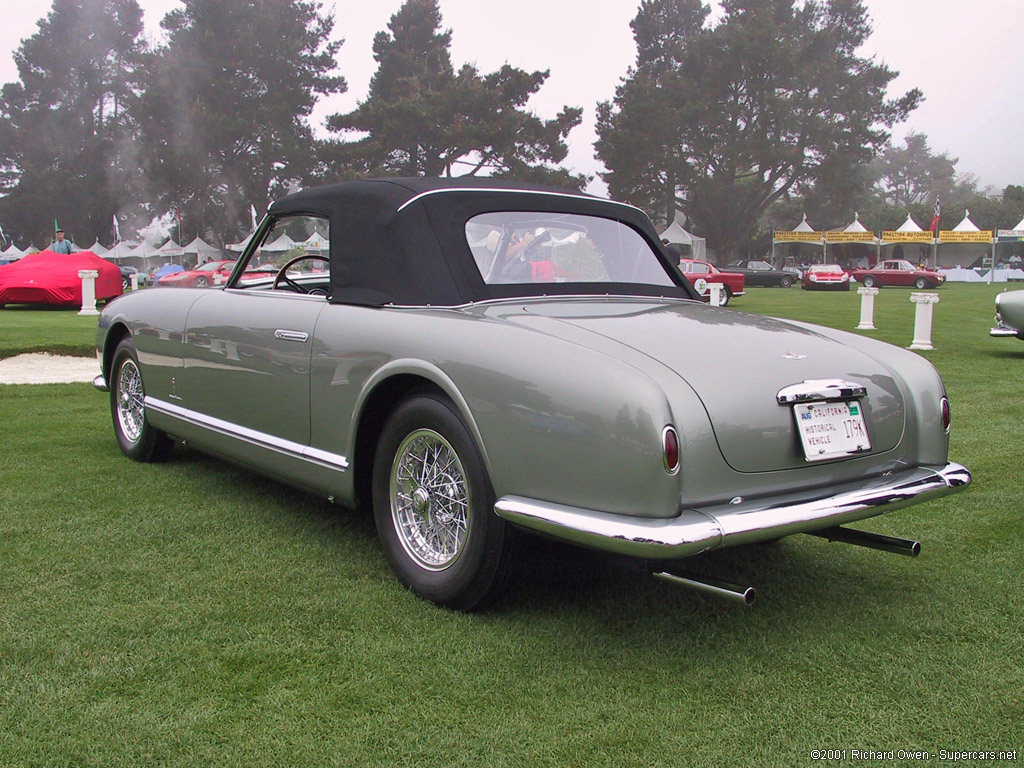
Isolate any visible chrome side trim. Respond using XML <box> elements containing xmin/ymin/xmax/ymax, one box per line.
<box><xmin>92</xmin><ymin>374</ymin><xmax>109</xmax><ymax>392</ymax></box>
<box><xmin>145</xmin><ymin>397</ymin><xmax>349</xmax><ymax>471</ymax></box>
<box><xmin>777</xmin><ymin>379</ymin><xmax>867</xmax><ymax>404</ymax></box>
<box><xmin>395</xmin><ymin>187</ymin><xmax>645</xmax><ymax>216</ymax></box>
<box><xmin>494</xmin><ymin>462</ymin><xmax>970</xmax><ymax>559</ymax></box>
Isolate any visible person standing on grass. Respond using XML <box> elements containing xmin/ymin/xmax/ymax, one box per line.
<box><xmin>51</xmin><ymin>229</ymin><xmax>73</xmax><ymax>254</ymax></box>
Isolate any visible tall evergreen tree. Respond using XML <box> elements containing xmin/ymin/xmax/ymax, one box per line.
<box><xmin>0</xmin><ymin>0</ymin><xmax>148</xmax><ymax>247</ymax></box>
<box><xmin>596</xmin><ymin>0</ymin><xmax>920</xmax><ymax>258</ymax></box>
<box><xmin>136</xmin><ymin>0</ymin><xmax>345</xmax><ymax>245</ymax></box>
<box><xmin>327</xmin><ymin>0</ymin><xmax>585</xmax><ymax>189</ymax></box>
<box><xmin>872</xmin><ymin>132</ymin><xmax>965</xmax><ymax>209</ymax></box>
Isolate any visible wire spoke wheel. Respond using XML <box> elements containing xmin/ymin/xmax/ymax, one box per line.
<box><xmin>115</xmin><ymin>357</ymin><xmax>146</xmax><ymax>444</ymax></box>
<box><xmin>390</xmin><ymin>429</ymin><xmax>470</xmax><ymax>570</ymax></box>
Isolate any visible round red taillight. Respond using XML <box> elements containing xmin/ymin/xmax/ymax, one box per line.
<box><xmin>663</xmin><ymin>426</ymin><xmax>680</xmax><ymax>474</ymax></box>
<box><xmin>941</xmin><ymin>397</ymin><xmax>951</xmax><ymax>433</ymax></box>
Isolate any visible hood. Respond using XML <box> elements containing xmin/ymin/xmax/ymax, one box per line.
<box><xmin>496</xmin><ymin>299</ymin><xmax>905</xmax><ymax>473</ymax></box>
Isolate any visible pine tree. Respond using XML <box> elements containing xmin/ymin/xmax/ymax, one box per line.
<box><xmin>326</xmin><ymin>0</ymin><xmax>585</xmax><ymax>189</ymax></box>
<box><xmin>135</xmin><ymin>0</ymin><xmax>345</xmax><ymax>244</ymax></box>
<box><xmin>0</xmin><ymin>0</ymin><xmax>148</xmax><ymax>246</ymax></box>
<box><xmin>596</xmin><ymin>0</ymin><xmax>920</xmax><ymax>258</ymax></box>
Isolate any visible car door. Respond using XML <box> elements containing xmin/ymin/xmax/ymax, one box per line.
<box><xmin>179</xmin><ymin>214</ymin><xmax>330</xmax><ymax>449</ymax></box>
<box><xmin>181</xmin><ymin>289</ymin><xmax>325</xmax><ymax>446</ymax></box>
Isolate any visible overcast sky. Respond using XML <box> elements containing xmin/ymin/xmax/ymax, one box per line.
<box><xmin>2</xmin><ymin>0</ymin><xmax>1021</xmax><ymax>196</ymax></box>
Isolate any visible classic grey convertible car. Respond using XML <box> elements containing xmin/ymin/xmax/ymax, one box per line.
<box><xmin>990</xmin><ymin>289</ymin><xmax>1024</xmax><ymax>339</ymax></box>
<box><xmin>94</xmin><ymin>178</ymin><xmax>970</xmax><ymax>609</ymax></box>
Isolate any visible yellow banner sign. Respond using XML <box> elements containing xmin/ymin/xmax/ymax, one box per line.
<box><xmin>882</xmin><ymin>231</ymin><xmax>934</xmax><ymax>243</ymax></box>
<box><xmin>938</xmin><ymin>230</ymin><xmax>992</xmax><ymax>243</ymax></box>
<box><xmin>774</xmin><ymin>231</ymin><xmax>823</xmax><ymax>242</ymax></box>
<box><xmin>824</xmin><ymin>231</ymin><xmax>876</xmax><ymax>243</ymax></box>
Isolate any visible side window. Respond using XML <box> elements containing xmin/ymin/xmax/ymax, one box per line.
<box><xmin>233</xmin><ymin>214</ymin><xmax>330</xmax><ymax>295</ymax></box>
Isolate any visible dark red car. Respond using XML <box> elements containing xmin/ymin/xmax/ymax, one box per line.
<box><xmin>851</xmin><ymin>259</ymin><xmax>945</xmax><ymax>289</ymax></box>
<box><xmin>157</xmin><ymin>260</ymin><xmax>236</xmax><ymax>288</ymax></box>
<box><xmin>801</xmin><ymin>264</ymin><xmax>851</xmax><ymax>291</ymax></box>
<box><xmin>678</xmin><ymin>259</ymin><xmax>745</xmax><ymax>306</ymax></box>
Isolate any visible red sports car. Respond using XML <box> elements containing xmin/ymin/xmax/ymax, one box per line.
<box><xmin>157</xmin><ymin>260</ymin><xmax>236</xmax><ymax>288</ymax></box>
<box><xmin>678</xmin><ymin>259</ymin><xmax>745</xmax><ymax>306</ymax></box>
<box><xmin>801</xmin><ymin>264</ymin><xmax>851</xmax><ymax>291</ymax></box>
<box><xmin>0</xmin><ymin>250</ymin><xmax>122</xmax><ymax>307</ymax></box>
<box><xmin>851</xmin><ymin>259</ymin><xmax>945</xmax><ymax>289</ymax></box>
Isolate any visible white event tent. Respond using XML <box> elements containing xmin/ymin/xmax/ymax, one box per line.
<box><xmin>772</xmin><ymin>214</ymin><xmax>825</xmax><ymax>266</ymax></box>
<box><xmin>659</xmin><ymin>219</ymin><xmax>707</xmax><ymax>262</ymax></box>
<box><xmin>879</xmin><ymin>214</ymin><xmax>933</xmax><ymax>266</ymax></box>
<box><xmin>824</xmin><ymin>213</ymin><xmax>878</xmax><ymax>268</ymax></box>
<box><xmin>183</xmin><ymin>236</ymin><xmax>222</xmax><ymax>263</ymax></box>
<box><xmin>936</xmin><ymin>210</ymin><xmax>993</xmax><ymax>271</ymax></box>
<box><xmin>2</xmin><ymin>243</ymin><xmax>25</xmax><ymax>261</ymax></box>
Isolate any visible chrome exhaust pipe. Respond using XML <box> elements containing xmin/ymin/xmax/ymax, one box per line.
<box><xmin>654</xmin><ymin>571</ymin><xmax>756</xmax><ymax>606</ymax></box>
<box><xmin>807</xmin><ymin>526</ymin><xmax>920</xmax><ymax>557</ymax></box>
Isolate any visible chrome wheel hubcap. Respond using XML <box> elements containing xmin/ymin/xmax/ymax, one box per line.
<box><xmin>390</xmin><ymin>429</ymin><xmax>470</xmax><ymax>570</ymax></box>
<box><xmin>116</xmin><ymin>358</ymin><xmax>145</xmax><ymax>444</ymax></box>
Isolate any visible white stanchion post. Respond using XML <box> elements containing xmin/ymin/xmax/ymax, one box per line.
<box><xmin>909</xmin><ymin>292</ymin><xmax>939</xmax><ymax>350</ymax></box>
<box><xmin>855</xmin><ymin>286</ymin><xmax>879</xmax><ymax>329</ymax></box>
<box><xmin>130</xmin><ymin>272</ymin><xmax>138</xmax><ymax>291</ymax></box>
<box><xmin>708</xmin><ymin>282</ymin><xmax>724</xmax><ymax>307</ymax></box>
<box><xmin>78</xmin><ymin>269</ymin><xmax>100</xmax><ymax>316</ymax></box>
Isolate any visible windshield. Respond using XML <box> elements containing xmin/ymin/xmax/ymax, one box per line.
<box><xmin>465</xmin><ymin>212</ymin><xmax>675</xmax><ymax>287</ymax></box>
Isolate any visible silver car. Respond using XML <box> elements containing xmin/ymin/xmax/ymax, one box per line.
<box><xmin>94</xmin><ymin>179</ymin><xmax>970</xmax><ymax>609</ymax></box>
<box><xmin>990</xmin><ymin>289</ymin><xmax>1024</xmax><ymax>339</ymax></box>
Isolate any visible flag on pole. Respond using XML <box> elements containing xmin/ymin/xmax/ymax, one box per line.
<box><xmin>250</xmin><ymin>204</ymin><xmax>258</xmax><ymax>232</ymax></box>
<box><xmin>176</xmin><ymin>211</ymin><xmax>183</xmax><ymax>243</ymax></box>
<box><xmin>929</xmin><ymin>195</ymin><xmax>941</xmax><ymax>233</ymax></box>
<box><xmin>0</xmin><ymin>223</ymin><xmax>7</xmax><ymax>245</ymax></box>
<box><xmin>112</xmin><ymin>214</ymin><xmax>122</xmax><ymax>242</ymax></box>
<box><xmin>54</xmin><ymin>217</ymin><xmax>59</xmax><ymax>233</ymax></box>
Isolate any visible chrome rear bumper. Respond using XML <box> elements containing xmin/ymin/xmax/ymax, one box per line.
<box><xmin>989</xmin><ymin>325</ymin><xmax>1020</xmax><ymax>338</ymax></box>
<box><xmin>494</xmin><ymin>462</ymin><xmax>970</xmax><ymax>559</ymax></box>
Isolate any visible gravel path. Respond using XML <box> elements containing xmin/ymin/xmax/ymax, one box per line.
<box><xmin>0</xmin><ymin>353</ymin><xmax>100</xmax><ymax>385</ymax></box>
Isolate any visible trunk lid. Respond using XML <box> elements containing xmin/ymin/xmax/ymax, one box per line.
<box><xmin>508</xmin><ymin>299</ymin><xmax>905</xmax><ymax>473</ymax></box>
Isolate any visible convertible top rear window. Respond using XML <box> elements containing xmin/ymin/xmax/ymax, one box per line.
<box><xmin>466</xmin><ymin>212</ymin><xmax>675</xmax><ymax>287</ymax></box>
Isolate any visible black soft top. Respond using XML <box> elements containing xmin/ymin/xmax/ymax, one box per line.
<box><xmin>268</xmin><ymin>177</ymin><xmax>692</xmax><ymax>306</ymax></box>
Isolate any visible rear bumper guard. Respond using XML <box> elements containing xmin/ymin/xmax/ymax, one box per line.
<box><xmin>494</xmin><ymin>462</ymin><xmax>970</xmax><ymax>559</ymax></box>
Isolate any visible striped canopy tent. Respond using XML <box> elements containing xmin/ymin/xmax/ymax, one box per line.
<box><xmin>880</xmin><ymin>214</ymin><xmax>934</xmax><ymax>266</ymax></box>
<box><xmin>936</xmin><ymin>210</ymin><xmax>993</xmax><ymax>270</ymax></box>
<box><xmin>772</xmin><ymin>213</ymin><xmax>825</xmax><ymax>267</ymax></box>
<box><xmin>824</xmin><ymin>213</ymin><xmax>879</xmax><ymax>269</ymax></box>
<box><xmin>658</xmin><ymin>218</ymin><xmax>707</xmax><ymax>262</ymax></box>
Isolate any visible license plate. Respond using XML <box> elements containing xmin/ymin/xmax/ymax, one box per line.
<box><xmin>793</xmin><ymin>400</ymin><xmax>871</xmax><ymax>462</ymax></box>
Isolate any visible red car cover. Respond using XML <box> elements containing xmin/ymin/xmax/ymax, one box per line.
<box><xmin>0</xmin><ymin>250</ymin><xmax>123</xmax><ymax>307</ymax></box>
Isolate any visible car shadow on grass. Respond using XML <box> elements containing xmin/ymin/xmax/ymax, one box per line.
<box><xmin>164</xmin><ymin>447</ymin><xmax>923</xmax><ymax>636</ymax></box>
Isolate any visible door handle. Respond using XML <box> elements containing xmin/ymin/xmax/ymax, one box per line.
<box><xmin>274</xmin><ymin>329</ymin><xmax>309</xmax><ymax>343</ymax></box>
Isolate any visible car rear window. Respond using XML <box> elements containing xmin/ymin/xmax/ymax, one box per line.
<box><xmin>465</xmin><ymin>211</ymin><xmax>675</xmax><ymax>287</ymax></box>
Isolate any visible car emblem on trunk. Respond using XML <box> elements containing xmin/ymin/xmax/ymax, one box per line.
<box><xmin>782</xmin><ymin>351</ymin><xmax>807</xmax><ymax>360</ymax></box>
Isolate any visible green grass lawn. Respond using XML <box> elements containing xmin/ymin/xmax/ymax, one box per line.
<box><xmin>1</xmin><ymin>284</ymin><xmax>1022</xmax><ymax>766</ymax></box>
<box><xmin>0</xmin><ymin>304</ymin><xmax>98</xmax><ymax>358</ymax></box>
